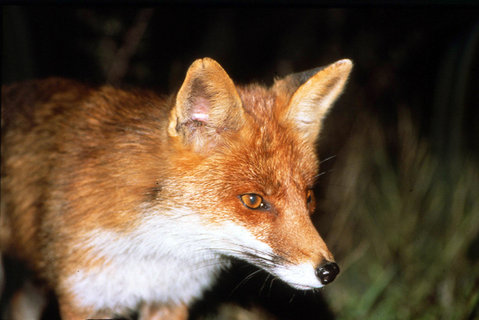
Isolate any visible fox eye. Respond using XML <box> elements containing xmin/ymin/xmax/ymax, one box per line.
<box><xmin>306</xmin><ymin>189</ymin><xmax>316</xmax><ymax>210</ymax></box>
<box><xmin>239</xmin><ymin>194</ymin><xmax>266</xmax><ymax>210</ymax></box>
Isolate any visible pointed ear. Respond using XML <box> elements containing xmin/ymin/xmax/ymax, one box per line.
<box><xmin>168</xmin><ymin>58</ymin><xmax>245</xmax><ymax>152</ymax></box>
<box><xmin>275</xmin><ymin>59</ymin><xmax>353</xmax><ymax>143</ymax></box>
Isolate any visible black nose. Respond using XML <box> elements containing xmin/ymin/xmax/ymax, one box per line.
<box><xmin>315</xmin><ymin>262</ymin><xmax>340</xmax><ymax>285</ymax></box>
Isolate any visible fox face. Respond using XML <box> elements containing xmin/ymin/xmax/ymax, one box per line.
<box><xmin>1</xmin><ymin>57</ymin><xmax>352</xmax><ymax>318</ymax></box>
<box><xmin>153</xmin><ymin>58</ymin><xmax>352</xmax><ymax>290</ymax></box>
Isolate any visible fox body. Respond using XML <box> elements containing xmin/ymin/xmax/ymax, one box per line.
<box><xmin>1</xmin><ymin>58</ymin><xmax>352</xmax><ymax>319</ymax></box>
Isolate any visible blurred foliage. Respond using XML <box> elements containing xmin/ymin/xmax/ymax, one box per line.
<box><xmin>320</xmin><ymin>110</ymin><xmax>479</xmax><ymax>320</ymax></box>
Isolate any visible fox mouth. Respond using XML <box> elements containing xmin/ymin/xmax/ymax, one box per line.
<box><xmin>229</xmin><ymin>248</ymin><xmax>325</xmax><ymax>290</ymax></box>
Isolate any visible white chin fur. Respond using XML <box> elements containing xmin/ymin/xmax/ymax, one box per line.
<box><xmin>272</xmin><ymin>263</ymin><xmax>324</xmax><ymax>290</ymax></box>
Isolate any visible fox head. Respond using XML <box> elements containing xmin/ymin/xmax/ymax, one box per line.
<box><xmin>159</xmin><ymin>58</ymin><xmax>352</xmax><ymax>289</ymax></box>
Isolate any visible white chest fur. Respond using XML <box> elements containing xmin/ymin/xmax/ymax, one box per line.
<box><xmin>66</xmin><ymin>209</ymin><xmax>229</xmax><ymax>313</ymax></box>
<box><xmin>67</xmin><ymin>249</ymin><xmax>223</xmax><ymax>313</ymax></box>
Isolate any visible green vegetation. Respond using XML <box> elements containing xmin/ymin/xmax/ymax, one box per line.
<box><xmin>322</xmin><ymin>111</ymin><xmax>479</xmax><ymax>320</ymax></box>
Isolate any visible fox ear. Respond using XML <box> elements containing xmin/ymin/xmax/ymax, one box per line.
<box><xmin>275</xmin><ymin>59</ymin><xmax>353</xmax><ymax>143</ymax></box>
<box><xmin>168</xmin><ymin>58</ymin><xmax>245</xmax><ymax>152</ymax></box>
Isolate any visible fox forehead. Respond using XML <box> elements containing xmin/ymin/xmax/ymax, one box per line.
<box><xmin>218</xmin><ymin>85</ymin><xmax>319</xmax><ymax>196</ymax></box>
<box><xmin>238</xmin><ymin>85</ymin><xmax>277</xmax><ymax>120</ymax></box>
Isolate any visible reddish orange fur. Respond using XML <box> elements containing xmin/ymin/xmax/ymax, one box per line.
<box><xmin>1</xmin><ymin>58</ymin><xmax>352</xmax><ymax>319</ymax></box>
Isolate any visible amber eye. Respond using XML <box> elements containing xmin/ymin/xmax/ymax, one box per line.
<box><xmin>239</xmin><ymin>193</ymin><xmax>265</xmax><ymax>210</ymax></box>
<box><xmin>306</xmin><ymin>189</ymin><xmax>315</xmax><ymax>210</ymax></box>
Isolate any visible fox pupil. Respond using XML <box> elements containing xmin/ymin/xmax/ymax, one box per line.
<box><xmin>247</xmin><ymin>195</ymin><xmax>260</xmax><ymax>208</ymax></box>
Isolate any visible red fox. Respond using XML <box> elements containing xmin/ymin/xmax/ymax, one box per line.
<box><xmin>1</xmin><ymin>57</ymin><xmax>352</xmax><ymax>319</ymax></box>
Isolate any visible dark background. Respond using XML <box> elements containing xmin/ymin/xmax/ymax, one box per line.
<box><xmin>2</xmin><ymin>4</ymin><xmax>478</xmax><ymax>320</ymax></box>
<box><xmin>3</xmin><ymin>6</ymin><xmax>478</xmax><ymax>159</ymax></box>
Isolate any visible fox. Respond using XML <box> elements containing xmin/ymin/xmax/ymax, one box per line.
<box><xmin>1</xmin><ymin>57</ymin><xmax>352</xmax><ymax>319</ymax></box>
